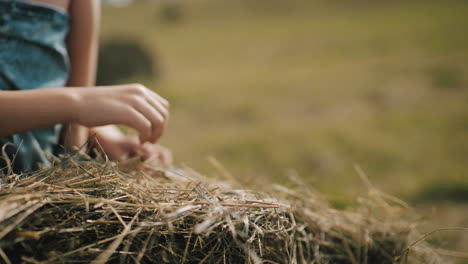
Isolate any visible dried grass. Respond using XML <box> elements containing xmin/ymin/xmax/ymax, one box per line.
<box><xmin>0</xmin><ymin>154</ymin><xmax>441</xmax><ymax>263</ymax></box>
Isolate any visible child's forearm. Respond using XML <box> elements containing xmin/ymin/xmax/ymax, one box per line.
<box><xmin>0</xmin><ymin>88</ymin><xmax>78</xmax><ymax>137</ymax></box>
<box><xmin>0</xmin><ymin>84</ymin><xmax>169</xmax><ymax>143</ymax></box>
<box><xmin>63</xmin><ymin>0</ymin><xmax>100</xmax><ymax>150</ymax></box>
<box><xmin>62</xmin><ymin>123</ymin><xmax>89</xmax><ymax>150</ymax></box>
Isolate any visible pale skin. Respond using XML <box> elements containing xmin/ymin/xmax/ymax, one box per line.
<box><xmin>0</xmin><ymin>0</ymin><xmax>172</xmax><ymax>166</ymax></box>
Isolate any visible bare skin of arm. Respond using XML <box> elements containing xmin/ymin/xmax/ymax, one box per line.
<box><xmin>0</xmin><ymin>88</ymin><xmax>77</xmax><ymax>136</ymax></box>
<box><xmin>64</xmin><ymin>0</ymin><xmax>171</xmax><ymax>166</ymax></box>
<box><xmin>0</xmin><ymin>0</ymin><xmax>171</xmax><ymax>166</ymax></box>
<box><xmin>63</xmin><ymin>0</ymin><xmax>100</xmax><ymax>149</ymax></box>
<box><xmin>0</xmin><ymin>84</ymin><xmax>169</xmax><ymax>143</ymax></box>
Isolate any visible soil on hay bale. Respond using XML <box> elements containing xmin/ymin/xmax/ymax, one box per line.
<box><xmin>0</xmin><ymin>155</ymin><xmax>440</xmax><ymax>264</ymax></box>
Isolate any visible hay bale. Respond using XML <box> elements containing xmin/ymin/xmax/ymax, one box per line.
<box><xmin>159</xmin><ymin>2</ymin><xmax>184</xmax><ymax>23</ymax></box>
<box><xmin>0</xmin><ymin>156</ymin><xmax>440</xmax><ymax>263</ymax></box>
<box><xmin>97</xmin><ymin>39</ymin><xmax>156</xmax><ymax>85</ymax></box>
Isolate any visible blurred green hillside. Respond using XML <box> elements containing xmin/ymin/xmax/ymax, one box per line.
<box><xmin>101</xmin><ymin>0</ymin><xmax>468</xmax><ymax>259</ymax></box>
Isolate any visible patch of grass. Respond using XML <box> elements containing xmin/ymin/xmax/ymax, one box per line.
<box><xmin>428</xmin><ymin>64</ymin><xmax>463</xmax><ymax>90</ymax></box>
<box><xmin>329</xmin><ymin>198</ymin><xmax>356</xmax><ymax>210</ymax></box>
<box><xmin>413</xmin><ymin>182</ymin><xmax>468</xmax><ymax>203</ymax></box>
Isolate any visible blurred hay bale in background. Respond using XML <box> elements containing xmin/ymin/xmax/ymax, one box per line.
<box><xmin>159</xmin><ymin>1</ymin><xmax>184</xmax><ymax>24</ymax></box>
<box><xmin>0</xmin><ymin>156</ymin><xmax>439</xmax><ymax>263</ymax></box>
<box><xmin>97</xmin><ymin>39</ymin><xmax>157</xmax><ymax>85</ymax></box>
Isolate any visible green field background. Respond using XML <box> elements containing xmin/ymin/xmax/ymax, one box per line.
<box><xmin>101</xmin><ymin>0</ymin><xmax>468</xmax><ymax>259</ymax></box>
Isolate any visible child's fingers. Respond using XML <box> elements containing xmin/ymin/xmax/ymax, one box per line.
<box><xmin>126</xmin><ymin>83</ymin><xmax>169</xmax><ymax>108</ymax></box>
<box><xmin>121</xmin><ymin>107</ymin><xmax>152</xmax><ymax>143</ymax></box>
<box><xmin>131</xmin><ymin>98</ymin><xmax>165</xmax><ymax>143</ymax></box>
<box><xmin>146</xmin><ymin>97</ymin><xmax>169</xmax><ymax>125</ymax></box>
<box><xmin>157</xmin><ymin>145</ymin><xmax>172</xmax><ymax>168</ymax></box>
<box><xmin>148</xmin><ymin>89</ymin><xmax>170</xmax><ymax>109</ymax></box>
<box><xmin>126</xmin><ymin>83</ymin><xmax>170</xmax><ymax>136</ymax></box>
<box><xmin>137</xmin><ymin>144</ymin><xmax>152</xmax><ymax>161</ymax></box>
<box><xmin>140</xmin><ymin>144</ymin><xmax>172</xmax><ymax>168</ymax></box>
<box><xmin>149</xmin><ymin>119</ymin><xmax>164</xmax><ymax>143</ymax></box>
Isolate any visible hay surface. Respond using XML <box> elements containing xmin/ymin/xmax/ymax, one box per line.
<box><xmin>0</xmin><ymin>156</ymin><xmax>439</xmax><ymax>263</ymax></box>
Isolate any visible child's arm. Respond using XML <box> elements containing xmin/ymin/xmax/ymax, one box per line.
<box><xmin>63</xmin><ymin>0</ymin><xmax>171</xmax><ymax>164</ymax></box>
<box><xmin>63</xmin><ymin>0</ymin><xmax>100</xmax><ymax>149</ymax></box>
<box><xmin>0</xmin><ymin>0</ymin><xmax>170</xmax><ymax>164</ymax></box>
<box><xmin>0</xmin><ymin>84</ymin><xmax>169</xmax><ymax>143</ymax></box>
<box><xmin>0</xmin><ymin>88</ymin><xmax>80</xmax><ymax>137</ymax></box>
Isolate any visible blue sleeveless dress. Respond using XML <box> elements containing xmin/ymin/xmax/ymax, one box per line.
<box><xmin>0</xmin><ymin>0</ymin><xmax>70</xmax><ymax>173</ymax></box>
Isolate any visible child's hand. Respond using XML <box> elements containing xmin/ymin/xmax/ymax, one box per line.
<box><xmin>70</xmin><ymin>84</ymin><xmax>169</xmax><ymax>144</ymax></box>
<box><xmin>138</xmin><ymin>143</ymin><xmax>173</xmax><ymax>169</ymax></box>
<box><xmin>91</xmin><ymin>125</ymin><xmax>172</xmax><ymax>168</ymax></box>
